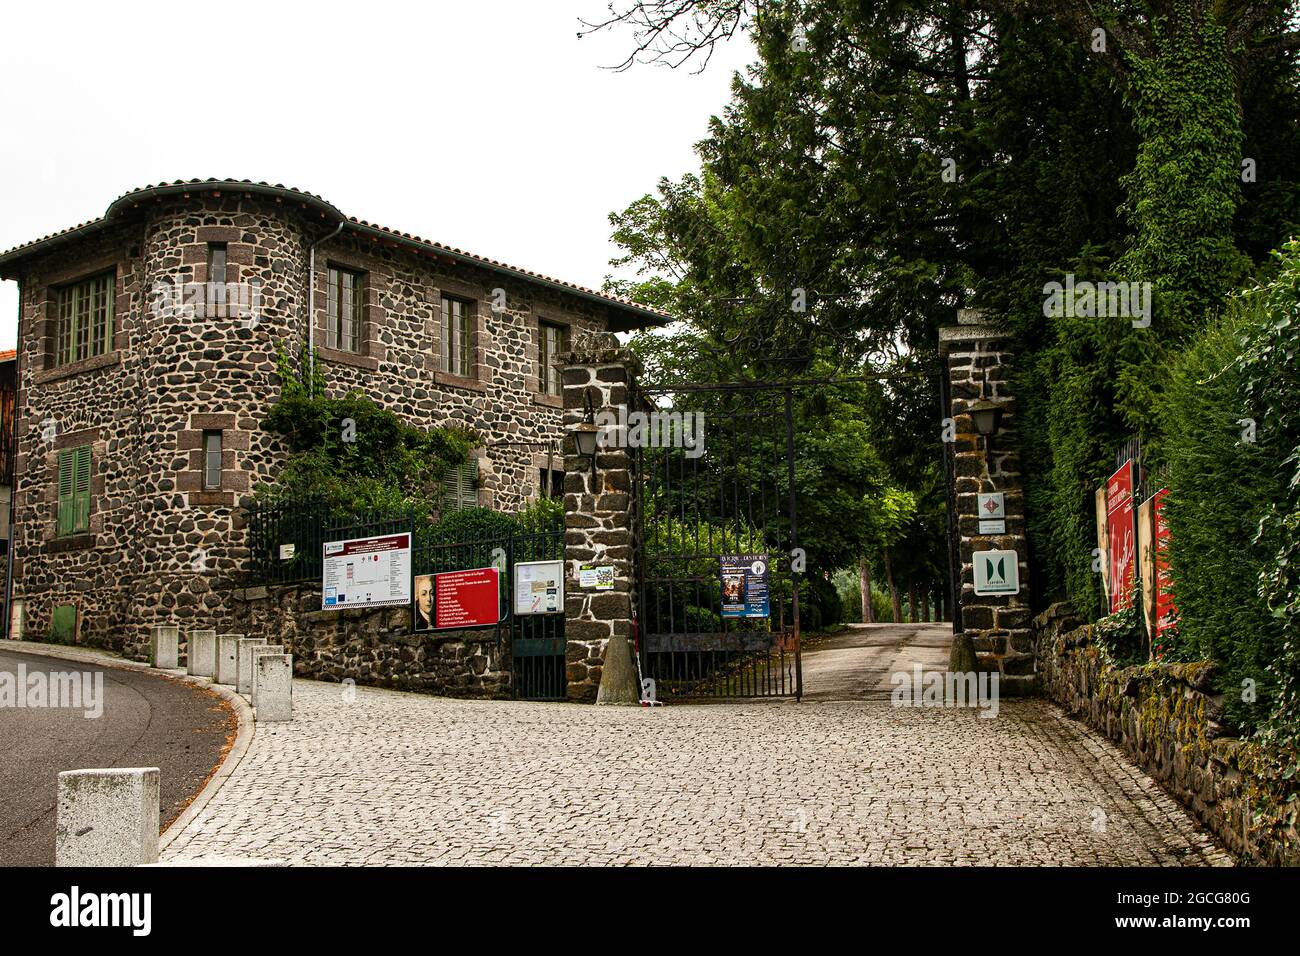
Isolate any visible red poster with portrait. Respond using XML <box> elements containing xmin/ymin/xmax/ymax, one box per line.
<box><xmin>1106</xmin><ymin>461</ymin><xmax>1135</xmax><ymax>613</ymax></box>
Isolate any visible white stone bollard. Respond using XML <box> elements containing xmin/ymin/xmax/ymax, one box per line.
<box><xmin>215</xmin><ymin>634</ymin><xmax>243</xmax><ymax>685</ymax></box>
<box><xmin>255</xmin><ymin>654</ymin><xmax>293</xmax><ymax>722</ymax></box>
<box><xmin>56</xmin><ymin>768</ymin><xmax>160</xmax><ymax>866</ymax></box>
<box><xmin>187</xmin><ymin>630</ymin><xmax>217</xmax><ymax>678</ymax></box>
<box><xmin>236</xmin><ymin>638</ymin><xmax>268</xmax><ymax>695</ymax></box>
<box><xmin>250</xmin><ymin>644</ymin><xmax>285</xmax><ymax>702</ymax></box>
<box><xmin>151</xmin><ymin>626</ymin><xmax>179</xmax><ymax>669</ymax></box>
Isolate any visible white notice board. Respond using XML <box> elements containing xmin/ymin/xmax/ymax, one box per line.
<box><xmin>514</xmin><ymin>560</ymin><xmax>564</xmax><ymax>615</ymax></box>
<box><xmin>322</xmin><ymin>532</ymin><xmax>412</xmax><ymax>609</ymax></box>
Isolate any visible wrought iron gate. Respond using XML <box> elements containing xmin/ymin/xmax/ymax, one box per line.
<box><xmin>503</xmin><ymin>516</ymin><xmax>567</xmax><ymax>701</ymax></box>
<box><xmin>634</xmin><ymin>382</ymin><xmax>801</xmax><ymax>701</ymax></box>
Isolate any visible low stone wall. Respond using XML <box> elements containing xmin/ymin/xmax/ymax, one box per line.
<box><xmin>1035</xmin><ymin>602</ymin><xmax>1299</xmax><ymax>865</ymax></box>
<box><xmin>226</xmin><ymin>583</ymin><xmax>511</xmax><ymax>698</ymax></box>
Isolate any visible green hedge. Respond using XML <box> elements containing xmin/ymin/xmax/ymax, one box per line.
<box><xmin>1158</xmin><ymin>301</ymin><xmax>1287</xmax><ymax>733</ymax></box>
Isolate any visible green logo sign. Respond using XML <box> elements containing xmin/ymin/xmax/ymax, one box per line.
<box><xmin>973</xmin><ymin>549</ymin><xmax>1019</xmax><ymax>596</ymax></box>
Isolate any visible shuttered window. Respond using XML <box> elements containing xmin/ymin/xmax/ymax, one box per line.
<box><xmin>57</xmin><ymin>444</ymin><xmax>91</xmax><ymax>536</ymax></box>
<box><xmin>55</xmin><ymin>272</ymin><xmax>114</xmax><ymax>366</ymax></box>
<box><xmin>445</xmin><ymin>459</ymin><xmax>478</xmax><ymax>512</ymax></box>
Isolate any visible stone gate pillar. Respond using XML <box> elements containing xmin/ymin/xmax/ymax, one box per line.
<box><xmin>939</xmin><ymin>309</ymin><xmax>1035</xmax><ymax>694</ymax></box>
<box><xmin>559</xmin><ymin>337</ymin><xmax>642</xmax><ymax>703</ymax></box>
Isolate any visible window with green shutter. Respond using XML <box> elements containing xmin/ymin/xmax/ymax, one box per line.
<box><xmin>445</xmin><ymin>459</ymin><xmax>478</xmax><ymax>512</ymax></box>
<box><xmin>56</xmin><ymin>444</ymin><xmax>92</xmax><ymax>536</ymax></box>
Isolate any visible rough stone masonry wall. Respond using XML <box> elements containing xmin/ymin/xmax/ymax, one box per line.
<box><xmin>1035</xmin><ymin>602</ymin><xmax>1300</xmax><ymax>865</ymax></box>
<box><xmin>304</xmin><ymin>231</ymin><xmax>608</xmax><ymax>512</ymax></box>
<box><xmin>10</xmin><ymin>199</ymin><xmax>311</xmax><ymax>657</ymax></box>
<box><xmin>12</xmin><ymin>193</ymin><xmax>612</xmax><ymax>659</ymax></box>
<box><xmin>230</xmin><ymin>582</ymin><xmax>511</xmax><ymax>698</ymax></box>
<box><xmin>560</xmin><ymin>339</ymin><xmax>640</xmax><ymax>702</ymax></box>
<box><xmin>940</xmin><ymin>314</ymin><xmax>1034</xmax><ymax>692</ymax></box>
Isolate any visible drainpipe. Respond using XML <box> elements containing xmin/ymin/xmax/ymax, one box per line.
<box><xmin>4</xmin><ymin>278</ymin><xmax>21</xmax><ymax>640</ymax></box>
<box><xmin>306</xmin><ymin>222</ymin><xmax>345</xmax><ymax>393</ymax></box>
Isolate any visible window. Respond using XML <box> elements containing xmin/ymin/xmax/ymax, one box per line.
<box><xmin>55</xmin><ymin>272</ymin><xmax>113</xmax><ymax>367</ymax></box>
<box><xmin>538</xmin><ymin>322</ymin><xmax>567</xmax><ymax>396</ymax></box>
<box><xmin>539</xmin><ymin>467</ymin><xmax>564</xmax><ymax>499</ymax></box>
<box><xmin>56</xmin><ymin>444</ymin><xmax>91</xmax><ymax>537</ymax></box>
<box><xmin>440</xmin><ymin>295</ymin><xmax>473</xmax><ymax>376</ymax></box>
<box><xmin>445</xmin><ymin>459</ymin><xmax>478</xmax><ymax>512</ymax></box>
<box><xmin>202</xmin><ymin>431</ymin><xmax>222</xmax><ymax>490</ymax></box>
<box><xmin>326</xmin><ymin>266</ymin><xmax>364</xmax><ymax>353</ymax></box>
<box><xmin>207</xmin><ymin>243</ymin><xmax>227</xmax><ymax>285</ymax></box>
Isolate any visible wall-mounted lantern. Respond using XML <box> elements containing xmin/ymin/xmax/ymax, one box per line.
<box><xmin>570</xmin><ymin>386</ymin><xmax>600</xmax><ymax>481</ymax></box>
<box><xmin>968</xmin><ymin>398</ymin><xmax>1004</xmax><ymax>438</ymax></box>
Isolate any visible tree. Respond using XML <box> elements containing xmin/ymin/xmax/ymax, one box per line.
<box><xmin>595</xmin><ymin>0</ymin><xmax>1300</xmax><ymax>616</ymax></box>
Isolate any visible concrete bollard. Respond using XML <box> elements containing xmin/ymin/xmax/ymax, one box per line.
<box><xmin>250</xmin><ymin>644</ymin><xmax>285</xmax><ymax>702</ymax></box>
<box><xmin>151</xmin><ymin>626</ymin><xmax>179</xmax><ymax>669</ymax></box>
<box><xmin>56</xmin><ymin>768</ymin><xmax>160</xmax><ymax>866</ymax></box>
<box><xmin>254</xmin><ymin>654</ymin><xmax>293</xmax><ymax>722</ymax></box>
<box><xmin>187</xmin><ymin>630</ymin><xmax>218</xmax><ymax>678</ymax></box>
<box><xmin>215</xmin><ymin>634</ymin><xmax>243</xmax><ymax>685</ymax></box>
<box><xmin>236</xmin><ymin>638</ymin><xmax>269</xmax><ymax>695</ymax></box>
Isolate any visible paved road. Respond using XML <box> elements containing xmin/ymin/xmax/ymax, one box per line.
<box><xmin>164</xmin><ymin>672</ymin><xmax>1230</xmax><ymax>867</ymax></box>
<box><xmin>0</xmin><ymin>647</ymin><xmax>236</xmax><ymax>865</ymax></box>
<box><xmin>800</xmin><ymin>622</ymin><xmax>952</xmax><ymax>700</ymax></box>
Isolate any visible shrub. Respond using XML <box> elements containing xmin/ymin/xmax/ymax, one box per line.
<box><xmin>258</xmin><ymin>342</ymin><xmax>475</xmax><ymax>519</ymax></box>
<box><xmin>1158</xmin><ymin>303</ymin><xmax>1286</xmax><ymax>732</ymax></box>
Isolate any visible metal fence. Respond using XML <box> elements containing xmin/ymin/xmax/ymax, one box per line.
<box><xmin>243</xmin><ymin>498</ymin><xmax>566</xmax><ymax>700</ymax></box>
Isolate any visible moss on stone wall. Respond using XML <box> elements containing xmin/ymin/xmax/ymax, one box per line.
<box><xmin>1035</xmin><ymin>602</ymin><xmax>1299</xmax><ymax>865</ymax></box>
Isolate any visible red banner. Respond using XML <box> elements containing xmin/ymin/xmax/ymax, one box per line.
<box><xmin>433</xmin><ymin>567</ymin><xmax>501</xmax><ymax>629</ymax></box>
<box><xmin>1106</xmin><ymin>461</ymin><xmax>1135</xmax><ymax>613</ymax></box>
<box><xmin>1152</xmin><ymin>488</ymin><xmax>1178</xmax><ymax>636</ymax></box>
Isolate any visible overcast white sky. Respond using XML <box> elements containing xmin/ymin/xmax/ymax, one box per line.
<box><xmin>0</xmin><ymin>0</ymin><xmax>755</xmax><ymax>350</ymax></box>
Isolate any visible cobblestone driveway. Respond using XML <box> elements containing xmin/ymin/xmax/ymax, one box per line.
<box><xmin>162</xmin><ymin>678</ymin><xmax>1230</xmax><ymax>866</ymax></box>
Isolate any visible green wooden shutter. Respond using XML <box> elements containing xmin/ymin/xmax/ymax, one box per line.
<box><xmin>74</xmin><ymin>445</ymin><xmax>91</xmax><ymax>532</ymax></box>
<box><xmin>447</xmin><ymin>460</ymin><xmax>477</xmax><ymax>512</ymax></box>
<box><xmin>57</xmin><ymin>449</ymin><xmax>74</xmax><ymax>536</ymax></box>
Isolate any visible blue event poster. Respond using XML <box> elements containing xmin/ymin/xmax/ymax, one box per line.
<box><xmin>720</xmin><ymin>553</ymin><xmax>770</xmax><ymax>619</ymax></box>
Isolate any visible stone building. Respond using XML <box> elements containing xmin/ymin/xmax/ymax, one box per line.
<box><xmin>0</xmin><ymin>179</ymin><xmax>665</xmax><ymax>655</ymax></box>
<box><xmin>0</xmin><ymin>349</ymin><xmax>14</xmax><ymax>633</ymax></box>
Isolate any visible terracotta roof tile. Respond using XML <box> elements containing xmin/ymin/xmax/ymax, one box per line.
<box><xmin>0</xmin><ymin>179</ymin><xmax>669</xmax><ymax>324</ymax></box>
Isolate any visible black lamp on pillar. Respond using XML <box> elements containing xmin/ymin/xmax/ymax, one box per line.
<box><xmin>570</xmin><ymin>386</ymin><xmax>600</xmax><ymax>482</ymax></box>
<box><xmin>968</xmin><ymin>398</ymin><xmax>1004</xmax><ymax>440</ymax></box>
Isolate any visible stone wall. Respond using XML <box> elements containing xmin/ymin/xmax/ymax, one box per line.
<box><xmin>1035</xmin><ymin>602</ymin><xmax>1300</xmax><ymax>865</ymax></box>
<box><xmin>229</xmin><ymin>582</ymin><xmax>511</xmax><ymax>698</ymax></box>
<box><xmin>939</xmin><ymin>311</ymin><xmax>1034</xmax><ymax>692</ymax></box>
<box><xmin>559</xmin><ymin>339</ymin><xmax>640</xmax><ymax>702</ymax></box>
<box><xmin>8</xmin><ymin>190</ymin><xmax>623</xmax><ymax>658</ymax></box>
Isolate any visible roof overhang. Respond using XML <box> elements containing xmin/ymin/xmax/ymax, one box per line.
<box><xmin>0</xmin><ymin>179</ymin><xmax>670</xmax><ymax>330</ymax></box>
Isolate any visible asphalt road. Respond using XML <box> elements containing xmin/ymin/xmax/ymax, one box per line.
<box><xmin>800</xmin><ymin>622</ymin><xmax>953</xmax><ymax>700</ymax></box>
<box><xmin>0</xmin><ymin>648</ymin><xmax>236</xmax><ymax>866</ymax></box>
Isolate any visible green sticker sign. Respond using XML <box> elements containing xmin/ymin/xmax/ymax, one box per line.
<box><xmin>973</xmin><ymin>549</ymin><xmax>1020</xmax><ymax>596</ymax></box>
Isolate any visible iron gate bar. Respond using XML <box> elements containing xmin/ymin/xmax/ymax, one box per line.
<box><xmin>635</xmin><ymin>381</ymin><xmax>801</xmax><ymax>701</ymax></box>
